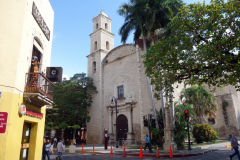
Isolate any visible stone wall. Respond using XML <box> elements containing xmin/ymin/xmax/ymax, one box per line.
<box><xmin>204</xmin><ymin>85</ymin><xmax>240</xmax><ymax>139</ymax></box>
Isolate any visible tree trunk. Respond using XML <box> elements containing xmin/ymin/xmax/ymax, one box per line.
<box><xmin>143</xmin><ymin>38</ymin><xmax>159</xmax><ymax>129</ymax></box>
<box><xmin>158</xmin><ymin>134</ymin><xmax>163</xmax><ymax>147</ymax></box>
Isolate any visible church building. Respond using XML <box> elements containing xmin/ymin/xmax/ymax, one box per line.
<box><xmin>86</xmin><ymin>10</ymin><xmax>240</xmax><ymax>144</ymax></box>
<box><xmin>86</xmin><ymin>10</ymin><xmax>160</xmax><ymax>144</ymax></box>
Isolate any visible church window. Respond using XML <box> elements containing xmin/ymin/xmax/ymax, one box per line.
<box><xmin>106</xmin><ymin>41</ymin><xmax>109</xmax><ymax>50</ymax></box>
<box><xmin>94</xmin><ymin>41</ymin><xmax>97</xmax><ymax>50</ymax></box>
<box><xmin>96</xmin><ymin>23</ymin><xmax>98</xmax><ymax>30</ymax></box>
<box><xmin>105</xmin><ymin>23</ymin><xmax>108</xmax><ymax>30</ymax></box>
<box><xmin>118</xmin><ymin>86</ymin><xmax>124</xmax><ymax>99</ymax></box>
<box><xmin>93</xmin><ymin>61</ymin><xmax>96</xmax><ymax>73</ymax></box>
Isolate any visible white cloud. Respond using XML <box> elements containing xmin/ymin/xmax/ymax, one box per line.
<box><xmin>62</xmin><ymin>73</ymin><xmax>70</xmax><ymax>80</ymax></box>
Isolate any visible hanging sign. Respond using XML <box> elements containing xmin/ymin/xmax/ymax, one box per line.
<box><xmin>0</xmin><ymin>112</ymin><xmax>8</xmax><ymax>134</ymax></box>
<box><xmin>19</xmin><ymin>105</ymin><xmax>26</xmax><ymax>115</ymax></box>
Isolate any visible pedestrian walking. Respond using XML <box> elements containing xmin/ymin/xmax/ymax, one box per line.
<box><xmin>56</xmin><ymin>139</ymin><xmax>64</xmax><ymax>160</ymax></box>
<box><xmin>230</xmin><ymin>133</ymin><xmax>240</xmax><ymax>160</ymax></box>
<box><xmin>42</xmin><ymin>139</ymin><xmax>54</xmax><ymax>160</ymax></box>
<box><xmin>54</xmin><ymin>137</ymin><xmax>57</xmax><ymax>148</ymax></box>
<box><xmin>144</xmin><ymin>134</ymin><xmax>150</xmax><ymax>151</ymax></box>
<box><xmin>42</xmin><ymin>138</ymin><xmax>46</xmax><ymax>159</ymax></box>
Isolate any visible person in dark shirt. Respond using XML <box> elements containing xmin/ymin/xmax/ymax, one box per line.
<box><xmin>230</xmin><ymin>133</ymin><xmax>240</xmax><ymax>160</ymax></box>
<box><xmin>42</xmin><ymin>139</ymin><xmax>54</xmax><ymax>160</ymax></box>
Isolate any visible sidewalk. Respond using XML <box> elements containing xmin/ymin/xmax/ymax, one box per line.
<box><xmin>52</xmin><ymin>141</ymin><xmax>231</xmax><ymax>158</ymax></box>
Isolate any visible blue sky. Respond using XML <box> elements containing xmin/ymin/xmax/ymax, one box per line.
<box><xmin>49</xmin><ymin>0</ymin><xmax>211</xmax><ymax>79</ymax></box>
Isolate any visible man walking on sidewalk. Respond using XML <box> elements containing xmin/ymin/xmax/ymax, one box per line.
<box><xmin>56</xmin><ymin>139</ymin><xmax>64</xmax><ymax>160</ymax></box>
<box><xmin>144</xmin><ymin>134</ymin><xmax>150</xmax><ymax>151</ymax></box>
<box><xmin>230</xmin><ymin>133</ymin><xmax>240</xmax><ymax>160</ymax></box>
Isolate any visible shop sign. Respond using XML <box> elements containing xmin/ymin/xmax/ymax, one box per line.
<box><xmin>19</xmin><ymin>105</ymin><xmax>26</xmax><ymax>115</ymax></box>
<box><xmin>19</xmin><ymin>105</ymin><xmax>43</xmax><ymax>119</ymax></box>
<box><xmin>0</xmin><ymin>112</ymin><xmax>8</xmax><ymax>134</ymax></box>
<box><xmin>25</xmin><ymin>109</ymin><xmax>43</xmax><ymax>119</ymax></box>
<box><xmin>32</xmin><ymin>2</ymin><xmax>50</xmax><ymax>41</ymax></box>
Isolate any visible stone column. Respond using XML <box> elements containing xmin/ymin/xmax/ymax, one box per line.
<box><xmin>125</xmin><ymin>104</ymin><xmax>135</xmax><ymax>144</ymax></box>
<box><xmin>108</xmin><ymin>110</ymin><xmax>113</xmax><ymax>133</ymax></box>
<box><xmin>127</xmin><ymin>105</ymin><xmax>133</xmax><ymax>133</ymax></box>
<box><xmin>108</xmin><ymin>107</ymin><xmax>114</xmax><ymax>144</ymax></box>
<box><xmin>163</xmin><ymin>104</ymin><xmax>178</xmax><ymax>153</ymax></box>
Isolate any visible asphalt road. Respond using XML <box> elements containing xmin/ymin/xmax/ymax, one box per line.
<box><xmin>48</xmin><ymin>148</ymin><xmax>235</xmax><ymax>160</ymax></box>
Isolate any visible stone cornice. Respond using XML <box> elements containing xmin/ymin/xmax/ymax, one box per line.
<box><xmin>86</xmin><ymin>49</ymin><xmax>109</xmax><ymax>58</ymax></box>
<box><xmin>92</xmin><ymin>14</ymin><xmax>111</xmax><ymax>21</ymax></box>
<box><xmin>106</xmin><ymin>101</ymin><xmax>137</xmax><ymax>109</ymax></box>
<box><xmin>89</xmin><ymin>28</ymin><xmax>115</xmax><ymax>37</ymax></box>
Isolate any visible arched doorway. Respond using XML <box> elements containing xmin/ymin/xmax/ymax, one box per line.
<box><xmin>117</xmin><ymin>114</ymin><xmax>128</xmax><ymax>140</ymax></box>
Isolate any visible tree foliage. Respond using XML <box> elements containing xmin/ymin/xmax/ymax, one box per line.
<box><xmin>45</xmin><ymin>73</ymin><xmax>97</xmax><ymax>137</ymax></box>
<box><xmin>143</xmin><ymin>0</ymin><xmax>240</xmax><ymax>99</ymax></box>
<box><xmin>118</xmin><ymin>0</ymin><xmax>183</xmax><ymax>44</ymax></box>
<box><xmin>180</xmin><ymin>85</ymin><xmax>217</xmax><ymax>123</ymax></box>
<box><xmin>174</xmin><ymin>103</ymin><xmax>196</xmax><ymax>148</ymax></box>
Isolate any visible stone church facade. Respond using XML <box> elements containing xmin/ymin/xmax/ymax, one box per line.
<box><xmin>86</xmin><ymin>10</ymin><xmax>240</xmax><ymax>144</ymax></box>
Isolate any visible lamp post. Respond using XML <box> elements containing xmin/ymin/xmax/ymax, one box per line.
<box><xmin>111</xmin><ymin>96</ymin><xmax>119</xmax><ymax>148</ymax></box>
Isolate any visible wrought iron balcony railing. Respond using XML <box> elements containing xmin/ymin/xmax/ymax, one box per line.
<box><xmin>24</xmin><ymin>72</ymin><xmax>54</xmax><ymax>107</ymax></box>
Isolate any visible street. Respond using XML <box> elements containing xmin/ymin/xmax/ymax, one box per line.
<box><xmin>48</xmin><ymin>148</ymin><xmax>235</xmax><ymax>160</ymax></box>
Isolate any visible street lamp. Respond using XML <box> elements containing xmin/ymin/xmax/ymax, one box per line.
<box><xmin>111</xmin><ymin>96</ymin><xmax>119</xmax><ymax>148</ymax></box>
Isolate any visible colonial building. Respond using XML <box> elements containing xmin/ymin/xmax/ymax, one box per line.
<box><xmin>86</xmin><ymin>10</ymin><xmax>163</xmax><ymax>144</ymax></box>
<box><xmin>0</xmin><ymin>0</ymin><xmax>54</xmax><ymax>159</ymax></box>
<box><xmin>86</xmin><ymin>10</ymin><xmax>240</xmax><ymax>144</ymax></box>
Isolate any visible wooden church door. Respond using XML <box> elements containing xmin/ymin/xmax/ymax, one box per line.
<box><xmin>117</xmin><ymin>114</ymin><xmax>128</xmax><ymax>140</ymax></box>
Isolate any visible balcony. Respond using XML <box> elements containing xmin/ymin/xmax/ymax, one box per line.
<box><xmin>23</xmin><ymin>72</ymin><xmax>54</xmax><ymax>108</ymax></box>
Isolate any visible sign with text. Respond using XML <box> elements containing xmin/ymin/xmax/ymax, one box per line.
<box><xmin>19</xmin><ymin>105</ymin><xmax>43</xmax><ymax>118</ymax></box>
<box><xmin>26</xmin><ymin>109</ymin><xmax>43</xmax><ymax>119</ymax></box>
<box><xmin>0</xmin><ymin>112</ymin><xmax>8</xmax><ymax>134</ymax></box>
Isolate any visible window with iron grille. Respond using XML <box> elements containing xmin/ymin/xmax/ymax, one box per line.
<box><xmin>118</xmin><ymin>86</ymin><xmax>124</xmax><ymax>99</ymax></box>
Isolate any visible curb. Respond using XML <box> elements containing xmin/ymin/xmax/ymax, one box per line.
<box><xmin>55</xmin><ymin>149</ymin><xmax>219</xmax><ymax>157</ymax></box>
<box><xmin>81</xmin><ymin>149</ymin><xmax>219</xmax><ymax>157</ymax></box>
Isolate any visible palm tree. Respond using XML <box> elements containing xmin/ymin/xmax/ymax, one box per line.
<box><xmin>118</xmin><ymin>0</ymin><xmax>183</xmax><ymax>44</ymax></box>
<box><xmin>180</xmin><ymin>86</ymin><xmax>217</xmax><ymax>123</ymax></box>
<box><xmin>118</xmin><ymin>0</ymin><xmax>183</xmax><ymax>129</ymax></box>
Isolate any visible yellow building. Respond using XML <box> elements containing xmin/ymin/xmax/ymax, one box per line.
<box><xmin>0</xmin><ymin>0</ymin><xmax>54</xmax><ymax>159</ymax></box>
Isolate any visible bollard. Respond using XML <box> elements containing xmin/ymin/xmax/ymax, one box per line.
<box><xmin>82</xmin><ymin>142</ymin><xmax>84</xmax><ymax>154</ymax></box>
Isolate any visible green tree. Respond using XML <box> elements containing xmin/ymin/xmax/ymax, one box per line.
<box><xmin>180</xmin><ymin>86</ymin><xmax>217</xmax><ymax>123</ymax></box>
<box><xmin>118</xmin><ymin>0</ymin><xmax>183</xmax><ymax>130</ymax></box>
<box><xmin>174</xmin><ymin>103</ymin><xmax>196</xmax><ymax>148</ymax></box>
<box><xmin>143</xmin><ymin>0</ymin><xmax>240</xmax><ymax>100</ymax></box>
<box><xmin>118</xmin><ymin>0</ymin><xmax>183</xmax><ymax>44</ymax></box>
<box><xmin>152</xmin><ymin>103</ymin><xmax>196</xmax><ymax>148</ymax></box>
<box><xmin>46</xmin><ymin>73</ymin><xmax>97</xmax><ymax>141</ymax></box>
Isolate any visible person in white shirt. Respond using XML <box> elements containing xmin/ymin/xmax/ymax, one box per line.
<box><xmin>54</xmin><ymin>137</ymin><xmax>57</xmax><ymax>148</ymax></box>
<box><xmin>56</xmin><ymin>139</ymin><xmax>64</xmax><ymax>160</ymax></box>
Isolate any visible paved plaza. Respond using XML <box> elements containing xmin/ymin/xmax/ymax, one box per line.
<box><xmin>47</xmin><ymin>141</ymin><xmax>237</xmax><ymax>160</ymax></box>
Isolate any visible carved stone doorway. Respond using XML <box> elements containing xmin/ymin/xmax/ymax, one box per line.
<box><xmin>117</xmin><ymin>114</ymin><xmax>128</xmax><ymax>140</ymax></box>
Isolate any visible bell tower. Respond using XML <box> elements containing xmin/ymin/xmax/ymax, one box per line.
<box><xmin>90</xmin><ymin>9</ymin><xmax>114</xmax><ymax>55</ymax></box>
<box><xmin>86</xmin><ymin>10</ymin><xmax>114</xmax><ymax>144</ymax></box>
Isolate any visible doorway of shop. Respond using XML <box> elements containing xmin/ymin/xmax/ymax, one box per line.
<box><xmin>20</xmin><ymin>122</ymin><xmax>31</xmax><ymax>160</ymax></box>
